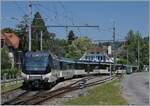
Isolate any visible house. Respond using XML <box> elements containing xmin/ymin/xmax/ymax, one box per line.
<box><xmin>1</xmin><ymin>32</ymin><xmax>20</xmax><ymax>50</ymax></box>
<box><xmin>79</xmin><ymin>46</ymin><xmax>114</xmax><ymax>63</ymax></box>
<box><xmin>1</xmin><ymin>32</ymin><xmax>21</xmax><ymax>68</ymax></box>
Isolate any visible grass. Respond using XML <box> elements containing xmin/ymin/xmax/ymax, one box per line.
<box><xmin>1</xmin><ymin>82</ymin><xmax>22</xmax><ymax>93</ymax></box>
<box><xmin>64</xmin><ymin>79</ymin><xmax>127</xmax><ymax>105</ymax></box>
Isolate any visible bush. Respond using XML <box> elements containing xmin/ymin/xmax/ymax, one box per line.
<box><xmin>117</xmin><ymin>59</ymin><xmax>127</xmax><ymax>64</ymax></box>
<box><xmin>1</xmin><ymin>47</ymin><xmax>11</xmax><ymax>69</ymax></box>
<box><xmin>1</xmin><ymin>68</ymin><xmax>21</xmax><ymax>79</ymax></box>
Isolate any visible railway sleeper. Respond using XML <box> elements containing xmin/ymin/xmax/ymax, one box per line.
<box><xmin>22</xmin><ymin>80</ymin><xmax>55</xmax><ymax>90</ymax></box>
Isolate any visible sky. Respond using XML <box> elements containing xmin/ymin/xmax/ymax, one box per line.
<box><xmin>1</xmin><ymin>1</ymin><xmax>149</xmax><ymax>41</ymax></box>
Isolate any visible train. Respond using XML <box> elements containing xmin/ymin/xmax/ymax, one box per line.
<box><xmin>21</xmin><ymin>51</ymin><xmax>126</xmax><ymax>89</ymax></box>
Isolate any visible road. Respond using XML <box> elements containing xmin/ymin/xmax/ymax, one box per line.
<box><xmin>122</xmin><ymin>72</ymin><xmax>149</xmax><ymax>105</ymax></box>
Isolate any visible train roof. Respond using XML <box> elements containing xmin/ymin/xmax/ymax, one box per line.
<box><xmin>75</xmin><ymin>60</ymin><xmax>114</xmax><ymax>65</ymax></box>
<box><xmin>25</xmin><ymin>51</ymin><xmax>53</xmax><ymax>58</ymax></box>
<box><xmin>59</xmin><ymin>57</ymin><xmax>75</xmax><ymax>63</ymax></box>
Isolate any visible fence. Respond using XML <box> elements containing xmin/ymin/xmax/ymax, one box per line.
<box><xmin>1</xmin><ymin>75</ymin><xmax>23</xmax><ymax>91</ymax></box>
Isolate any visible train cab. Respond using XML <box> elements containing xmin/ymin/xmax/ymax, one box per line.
<box><xmin>21</xmin><ymin>51</ymin><xmax>56</xmax><ymax>89</ymax></box>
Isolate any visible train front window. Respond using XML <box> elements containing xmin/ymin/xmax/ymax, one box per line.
<box><xmin>24</xmin><ymin>56</ymin><xmax>49</xmax><ymax>71</ymax></box>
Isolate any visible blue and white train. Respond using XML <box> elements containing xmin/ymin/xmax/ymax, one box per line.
<box><xmin>21</xmin><ymin>51</ymin><xmax>126</xmax><ymax>89</ymax></box>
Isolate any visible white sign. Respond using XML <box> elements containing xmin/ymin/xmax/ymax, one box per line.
<box><xmin>108</xmin><ymin>46</ymin><xmax>112</xmax><ymax>55</ymax></box>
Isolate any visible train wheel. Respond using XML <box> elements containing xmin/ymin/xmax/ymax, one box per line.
<box><xmin>22</xmin><ymin>81</ymin><xmax>28</xmax><ymax>90</ymax></box>
<box><xmin>43</xmin><ymin>82</ymin><xmax>51</xmax><ymax>90</ymax></box>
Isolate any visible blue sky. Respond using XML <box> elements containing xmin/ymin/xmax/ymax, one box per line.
<box><xmin>1</xmin><ymin>1</ymin><xmax>149</xmax><ymax>41</ymax></box>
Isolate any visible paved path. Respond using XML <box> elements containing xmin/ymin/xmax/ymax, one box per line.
<box><xmin>122</xmin><ymin>72</ymin><xmax>149</xmax><ymax>105</ymax></box>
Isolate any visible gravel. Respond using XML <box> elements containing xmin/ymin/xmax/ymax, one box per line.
<box><xmin>2</xmin><ymin>75</ymin><xmax>110</xmax><ymax>105</ymax></box>
<box><xmin>122</xmin><ymin>72</ymin><xmax>149</xmax><ymax>105</ymax></box>
<box><xmin>1</xmin><ymin>89</ymin><xmax>41</xmax><ymax>104</ymax></box>
<box><xmin>41</xmin><ymin>75</ymin><xmax>109</xmax><ymax>105</ymax></box>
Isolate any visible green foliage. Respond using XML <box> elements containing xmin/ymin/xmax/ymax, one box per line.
<box><xmin>65</xmin><ymin>43</ymin><xmax>82</xmax><ymax>60</ymax></box>
<box><xmin>1</xmin><ymin>68</ymin><xmax>21</xmax><ymax>79</ymax></box>
<box><xmin>67</xmin><ymin>30</ymin><xmax>77</xmax><ymax>44</ymax></box>
<box><xmin>139</xmin><ymin>40</ymin><xmax>149</xmax><ymax>69</ymax></box>
<box><xmin>17</xmin><ymin>14</ymin><xmax>29</xmax><ymax>33</ymax></box>
<box><xmin>1</xmin><ymin>47</ymin><xmax>11</xmax><ymax>69</ymax></box>
<box><xmin>52</xmin><ymin>38</ymin><xmax>68</xmax><ymax>56</ymax></box>
<box><xmin>125</xmin><ymin>30</ymin><xmax>149</xmax><ymax>70</ymax></box>
<box><xmin>16</xmin><ymin>12</ymin><xmax>55</xmax><ymax>51</ymax></box>
<box><xmin>16</xmin><ymin>14</ymin><xmax>29</xmax><ymax>51</ymax></box>
<box><xmin>1</xmin><ymin>28</ymin><xmax>16</xmax><ymax>33</ymax></box>
<box><xmin>117</xmin><ymin>58</ymin><xmax>127</xmax><ymax>64</ymax></box>
<box><xmin>31</xmin><ymin>12</ymin><xmax>55</xmax><ymax>51</ymax></box>
<box><xmin>65</xmin><ymin>36</ymin><xmax>93</xmax><ymax>60</ymax></box>
<box><xmin>5</xmin><ymin>12</ymin><xmax>92</xmax><ymax>60</ymax></box>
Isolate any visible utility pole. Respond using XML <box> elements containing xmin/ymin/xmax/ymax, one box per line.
<box><xmin>28</xmin><ymin>1</ymin><xmax>32</xmax><ymax>51</ymax></box>
<box><xmin>138</xmin><ymin>37</ymin><xmax>140</xmax><ymax>71</ymax></box>
<box><xmin>113</xmin><ymin>21</ymin><xmax>116</xmax><ymax>72</ymax></box>
<box><xmin>127</xmin><ymin>45</ymin><xmax>128</xmax><ymax>65</ymax></box>
<box><xmin>40</xmin><ymin>31</ymin><xmax>43</xmax><ymax>51</ymax></box>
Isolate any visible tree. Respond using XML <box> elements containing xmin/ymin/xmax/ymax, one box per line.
<box><xmin>65</xmin><ymin>44</ymin><xmax>82</xmax><ymax>60</ymax></box>
<box><xmin>117</xmin><ymin>58</ymin><xmax>127</xmax><ymax>64</ymax></box>
<box><xmin>125</xmin><ymin>30</ymin><xmax>149</xmax><ymax>70</ymax></box>
<box><xmin>67</xmin><ymin>30</ymin><xmax>77</xmax><ymax>44</ymax></box>
<box><xmin>66</xmin><ymin>36</ymin><xmax>93</xmax><ymax>60</ymax></box>
<box><xmin>1</xmin><ymin>28</ymin><xmax>16</xmax><ymax>33</ymax></box>
<box><xmin>1</xmin><ymin>47</ymin><xmax>11</xmax><ymax>69</ymax></box>
<box><xmin>17</xmin><ymin>14</ymin><xmax>29</xmax><ymax>33</ymax></box>
<box><xmin>73</xmin><ymin>36</ymin><xmax>93</xmax><ymax>55</ymax></box>
<box><xmin>31</xmin><ymin>12</ymin><xmax>55</xmax><ymax>51</ymax></box>
<box><xmin>51</xmin><ymin>38</ymin><xmax>68</xmax><ymax>57</ymax></box>
<box><xmin>139</xmin><ymin>38</ymin><xmax>149</xmax><ymax>69</ymax></box>
<box><xmin>16</xmin><ymin>14</ymin><xmax>29</xmax><ymax>51</ymax></box>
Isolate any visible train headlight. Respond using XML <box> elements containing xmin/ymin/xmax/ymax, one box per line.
<box><xmin>43</xmin><ymin>73</ymin><xmax>51</xmax><ymax>82</ymax></box>
<box><xmin>44</xmin><ymin>77</ymin><xmax>49</xmax><ymax>82</ymax></box>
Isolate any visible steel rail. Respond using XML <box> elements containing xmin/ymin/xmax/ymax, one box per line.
<box><xmin>15</xmin><ymin>75</ymin><xmax>116</xmax><ymax>105</ymax></box>
<box><xmin>2</xmin><ymin>76</ymin><xmax>94</xmax><ymax>105</ymax></box>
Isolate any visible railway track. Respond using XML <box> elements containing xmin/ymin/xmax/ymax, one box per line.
<box><xmin>3</xmin><ymin>75</ymin><xmax>116</xmax><ymax>105</ymax></box>
<box><xmin>1</xmin><ymin>87</ymin><xmax>21</xmax><ymax>95</ymax></box>
<box><xmin>2</xmin><ymin>76</ymin><xmax>94</xmax><ymax>105</ymax></box>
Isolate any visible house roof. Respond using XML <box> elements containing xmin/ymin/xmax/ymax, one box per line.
<box><xmin>1</xmin><ymin>32</ymin><xmax>20</xmax><ymax>48</ymax></box>
<box><xmin>86</xmin><ymin>54</ymin><xmax>105</xmax><ymax>57</ymax></box>
<box><xmin>88</xmin><ymin>46</ymin><xmax>107</xmax><ymax>53</ymax></box>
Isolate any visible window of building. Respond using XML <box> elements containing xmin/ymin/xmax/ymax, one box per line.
<box><xmin>98</xmin><ymin>56</ymin><xmax>100</xmax><ymax>60</ymax></box>
<box><xmin>91</xmin><ymin>52</ymin><xmax>94</xmax><ymax>54</ymax></box>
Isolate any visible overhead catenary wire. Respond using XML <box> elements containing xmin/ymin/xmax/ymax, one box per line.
<box><xmin>13</xmin><ymin>1</ymin><xmax>28</xmax><ymax>15</ymax></box>
<box><xmin>36</xmin><ymin>2</ymin><xmax>62</xmax><ymax>25</ymax></box>
<box><xmin>3</xmin><ymin>2</ymin><xmax>126</xmax><ymax>42</ymax></box>
<box><xmin>34</xmin><ymin>3</ymin><xmax>56</xmax><ymax>25</ymax></box>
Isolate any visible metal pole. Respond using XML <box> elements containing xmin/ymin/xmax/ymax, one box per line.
<box><xmin>138</xmin><ymin>37</ymin><xmax>140</xmax><ymax>71</ymax></box>
<box><xmin>28</xmin><ymin>1</ymin><xmax>32</xmax><ymax>51</ymax></box>
<box><xmin>127</xmin><ymin>42</ymin><xmax>128</xmax><ymax>65</ymax></box>
<box><xmin>113</xmin><ymin>21</ymin><xmax>116</xmax><ymax>71</ymax></box>
<box><xmin>109</xmin><ymin>63</ymin><xmax>112</xmax><ymax>79</ymax></box>
<box><xmin>40</xmin><ymin>31</ymin><xmax>43</xmax><ymax>51</ymax></box>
